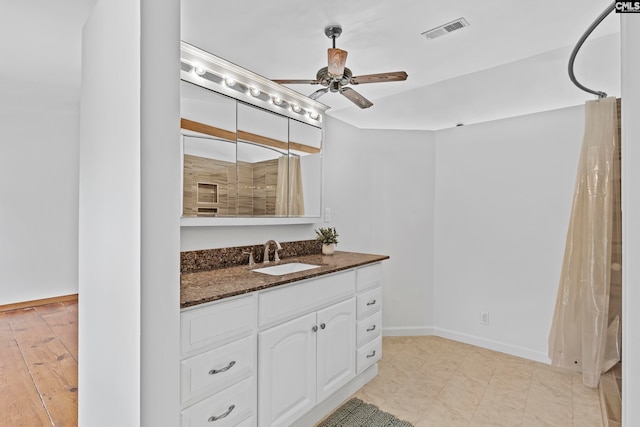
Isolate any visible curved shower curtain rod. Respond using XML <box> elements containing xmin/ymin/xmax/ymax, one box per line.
<box><xmin>568</xmin><ymin>1</ymin><xmax>615</xmax><ymax>99</ymax></box>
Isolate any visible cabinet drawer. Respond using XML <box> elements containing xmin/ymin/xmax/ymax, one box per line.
<box><xmin>356</xmin><ymin>287</ymin><xmax>381</xmax><ymax>320</ymax></box>
<box><xmin>181</xmin><ymin>335</ymin><xmax>256</xmax><ymax>404</ymax></box>
<box><xmin>235</xmin><ymin>418</ymin><xmax>256</xmax><ymax>427</ymax></box>
<box><xmin>356</xmin><ymin>311</ymin><xmax>382</xmax><ymax>347</ymax></box>
<box><xmin>356</xmin><ymin>263</ymin><xmax>382</xmax><ymax>292</ymax></box>
<box><xmin>258</xmin><ymin>270</ymin><xmax>355</xmax><ymax>327</ymax></box>
<box><xmin>181</xmin><ymin>376</ymin><xmax>256</xmax><ymax>427</ymax></box>
<box><xmin>356</xmin><ymin>336</ymin><xmax>382</xmax><ymax>374</ymax></box>
<box><xmin>181</xmin><ymin>295</ymin><xmax>257</xmax><ymax>355</ymax></box>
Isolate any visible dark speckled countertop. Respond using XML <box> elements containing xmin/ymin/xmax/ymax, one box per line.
<box><xmin>181</xmin><ymin>251</ymin><xmax>389</xmax><ymax>308</ymax></box>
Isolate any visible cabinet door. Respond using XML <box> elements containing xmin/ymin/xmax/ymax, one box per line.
<box><xmin>258</xmin><ymin>312</ymin><xmax>317</xmax><ymax>427</ymax></box>
<box><xmin>316</xmin><ymin>298</ymin><xmax>356</xmax><ymax>403</ymax></box>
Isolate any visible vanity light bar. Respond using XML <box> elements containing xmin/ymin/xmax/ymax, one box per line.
<box><xmin>187</xmin><ymin>64</ymin><xmax>299</xmax><ymax>114</ymax></box>
<box><xmin>187</xmin><ymin>60</ymin><xmax>321</xmax><ymax>121</ymax></box>
<box><xmin>181</xmin><ymin>42</ymin><xmax>327</xmax><ymax>124</ymax></box>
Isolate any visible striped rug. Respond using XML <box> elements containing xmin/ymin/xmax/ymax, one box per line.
<box><xmin>317</xmin><ymin>398</ymin><xmax>414</xmax><ymax>427</ymax></box>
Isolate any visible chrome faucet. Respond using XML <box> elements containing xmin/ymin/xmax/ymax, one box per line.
<box><xmin>243</xmin><ymin>251</ymin><xmax>255</xmax><ymax>267</ymax></box>
<box><xmin>263</xmin><ymin>239</ymin><xmax>282</xmax><ymax>264</ymax></box>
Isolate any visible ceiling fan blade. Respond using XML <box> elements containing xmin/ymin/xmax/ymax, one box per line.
<box><xmin>272</xmin><ymin>79</ymin><xmax>319</xmax><ymax>85</ymax></box>
<box><xmin>350</xmin><ymin>71</ymin><xmax>408</xmax><ymax>85</ymax></box>
<box><xmin>340</xmin><ymin>87</ymin><xmax>373</xmax><ymax>109</ymax></box>
<box><xmin>309</xmin><ymin>87</ymin><xmax>329</xmax><ymax>100</ymax></box>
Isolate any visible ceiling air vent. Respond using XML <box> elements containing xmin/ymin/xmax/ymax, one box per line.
<box><xmin>421</xmin><ymin>18</ymin><xmax>469</xmax><ymax>40</ymax></box>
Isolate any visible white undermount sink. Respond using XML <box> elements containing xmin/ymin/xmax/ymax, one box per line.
<box><xmin>252</xmin><ymin>262</ymin><xmax>320</xmax><ymax>276</ymax></box>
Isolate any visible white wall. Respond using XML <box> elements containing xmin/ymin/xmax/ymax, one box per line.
<box><xmin>321</xmin><ymin>116</ymin><xmax>373</xmax><ymax>253</ymax></box>
<box><xmin>621</xmin><ymin>14</ymin><xmax>639</xmax><ymax>427</ymax></box>
<box><xmin>139</xmin><ymin>0</ymin><xmax>181</xmax><ymax>425</ymax></box>
<box><xmin>78</xmin><ymin>0</ymin><xmax>180</xmax><ymax>427</ymax></box>
<box><xmin>358</xmin><ymin>128</ymin><xmax>436</xmax><ymax>333</ymax></box>
<box><xmin>79</xmin><ymin>0</ymin><xmax>142</xmax><ymax>424</ymax></box>
<box><xmin>434</xmin><ymin>105</ymin><xmax>584</xmax><ymax>362</ymax></box>
<box><xmin>0</xmin><ymin>105</ymin><xmax>79</xmax><ymax>305</ymax></box>
<box><xmin>80</xmin><ymin>1</ymin><xmax>181</xmax><ymax>426</ymax></box>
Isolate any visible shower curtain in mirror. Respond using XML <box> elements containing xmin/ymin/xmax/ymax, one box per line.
<box><xmin>275</xmin><ymin>155</ymin><xmax>304</xmax><ymax>216</ymax></box>
<box><xmin>548</xmin><ymin>97</ymin><xmax>621</xmax><ymax>387</ymax></box>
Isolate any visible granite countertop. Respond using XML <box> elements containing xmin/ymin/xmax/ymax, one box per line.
<box><xmin>181</xmin><ymin>251</ymin><xmax>389</xmax><ymax>308</ymax></box>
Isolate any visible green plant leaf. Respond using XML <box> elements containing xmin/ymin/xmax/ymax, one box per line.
<box><xmin>315</xmin><ymin>227</ymin><xmax>339</xmax><ymax>245</ymax></box>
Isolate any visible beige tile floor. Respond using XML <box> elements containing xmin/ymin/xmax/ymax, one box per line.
<box><xmin>350</xmin><ymin>336</ymin><xmax>604</xmax><ymax>427</ymax></box>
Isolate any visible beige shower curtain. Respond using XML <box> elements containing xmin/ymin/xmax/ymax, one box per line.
<box><xmin>275</xmin><ymin>155</ymin><xmax>304</xmax><ymax>216</ymax></box>
<box><xmin>288</xmin><ymin>155</ymin><xmax>305</xmax><ymax>216</ymax></box>
<box><xmin>548</xmin><ymin>97</ymin><xmax>621</xmax><ymax>387</ymax></box>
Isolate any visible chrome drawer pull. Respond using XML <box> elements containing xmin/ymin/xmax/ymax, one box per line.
<box><xmin>209</xmin><ymin>361</ymin><xmax>236</xmax><ymax>375</ymax></box>
<box><xmin>366</xmin><ymin>350</ymin><xmax>377</xmax><ymax>358</ymax></box>
<box><xmin>208</xmin><ymin>405</ymin><xmax>235</xmax><ymax>422</ymax></box>
<box><xmin>366</xmin><ymin>325</ymin><xmax>376</xmax><ymax>332</ymax></box>
<box><xmin>366</xmin><ymin>299</ymin><xmax>377</xmax><ymax>306</ymax></box>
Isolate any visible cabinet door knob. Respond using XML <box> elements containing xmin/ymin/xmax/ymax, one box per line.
<box><xmin>366</xmin><ymin>350</ymin><xmax>377</xmax><ymax>358</ymax></box>
<box><xmin>320</xmin><ymin>323</ymin><xmax>326</xmax><ymax>330</ymax></box>
<box><xmin>209</xmin><ymin>361</ymin><xmax>236</xmax><ymax>375</ymax></box>
<box><xmin>208</xmin><ymin>404</ymin><xmax>235</xmax><ymax>422</ymax></box>
<box><xmin>366</xmin><ymin>325</ymin><xmax>376</xmax><ymax>332</ymax></box>
<box><xmin>366</xmin><ymin>299</ymin><xmax>377</xmax><ymax>306</ymax></box>
<box><xmin>312</xmin><ymin>325</ymin><xmax>318</xmax><ymax>332</ymax></box>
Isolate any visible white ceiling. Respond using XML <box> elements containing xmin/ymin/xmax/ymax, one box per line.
<box><xmin>4</xmin><ymin>1</ymin><xmax>620</xmax><ymax>130</ymax></box>
<box><xmin>0</xmin><ymin>0</ymin><xmax>96</xmax><ymax>111</ymax></box>
<box><xmin>182</xmin><ymin>0</ymin><xmax>621</xmax><ymax>130</ymax></box>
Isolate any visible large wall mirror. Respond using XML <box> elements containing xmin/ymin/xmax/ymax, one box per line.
<box><xmin>179</xmin><ymin>64</ymin><xmax>324</xmax><ymax>224</ymax></box>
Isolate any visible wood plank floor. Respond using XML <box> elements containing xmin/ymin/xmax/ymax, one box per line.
<box><xmin>0</xmin><ymin>301</ymin><xmax>78</xmax><ymax>426</ymax></box>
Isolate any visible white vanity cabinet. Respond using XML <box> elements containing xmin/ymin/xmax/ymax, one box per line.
<box><xmin>180</xmin><ymin>261</ymin><xmax>385</xmax><ymax>427</ymax></box>
<box><xmin>180</xmin><ymin>294</ymin><xmax>258</xmax><ymax>427</ymax></box>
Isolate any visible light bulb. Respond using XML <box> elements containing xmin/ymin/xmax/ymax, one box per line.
<box><xmin>194</xmin><ymin>65</ymin><xmax>206</xmax><ymax>76</ymax></box>
<box><xmin>224</xmin><ymin>77</ymin><xmax>236</xmax><ymax>87</ymax></box>
<box><xmin>272</xmin><ymin>96</ymin><xmax>282</xmax><ymax>105</ymax></box>
<box><xmin>249</xmin><ymin>87</ymin><xmax>261</xmax><ymax>97</ymax></box>
<box><xmin>291</xmin><ymin>104</ymin><xmax>302</xmax><ymax>113</ymax></box>
<box><xmin>308</xmin><ymin>110</ymin><xmax>319</xmax><ymax>120</ymax></box>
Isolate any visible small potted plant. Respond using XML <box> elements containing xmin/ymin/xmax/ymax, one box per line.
<box><xmin>315</xmin><ymin>227</ymin><xmax>339</xmax><ymax>255</ymax></box>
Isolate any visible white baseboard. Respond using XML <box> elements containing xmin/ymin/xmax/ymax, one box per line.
<box><xmin>291</xmin><ymin>364</ymin><xmax>378</xmax><ymax>427</ymax></box>
<box><xmin>383</xmin><ymin>326</ymin><xmax>434</xmax><ymax>336</ymax></box>
<box><xmin>382</xmin><ymin>325</ymin><xmax>549</xmax><ymax>364</ymax></box>
<box><xmin>432</xmin><ymin>327</ymin><xmax>550</xmax><ymax>364</ymax></box>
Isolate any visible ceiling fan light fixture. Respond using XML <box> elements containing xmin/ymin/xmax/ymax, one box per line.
<box><xmin>327</xmin><ymin>48</ymin><xmax>348</xmax><ymax>78</ymax></box>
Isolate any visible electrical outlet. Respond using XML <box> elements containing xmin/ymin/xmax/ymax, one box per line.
<box><xmin>324</xmin><ymin>207</ymin><xmax>331</xmax><ymax>222</ymax></box>
<box><xmin>480</xmin><ymin>311</ymin><xmax>490</xmax><ymax>325</ymax></box>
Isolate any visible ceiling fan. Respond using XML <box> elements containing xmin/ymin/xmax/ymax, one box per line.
<box><xmin>272</xmin><ymin>25</ymin><xmax>408</xmax><ymax>109</ymax></box>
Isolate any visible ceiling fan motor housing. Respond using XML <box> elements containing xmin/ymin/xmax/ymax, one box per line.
<box><xmin>324</xmin><ymin>25</ymin><xmax>343</xmax><ymax>40</ymax></box>
<box><xmin>316</xmin><ymin>66</ymin><xmax>353</xmax><ymax>87</ymax></box>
